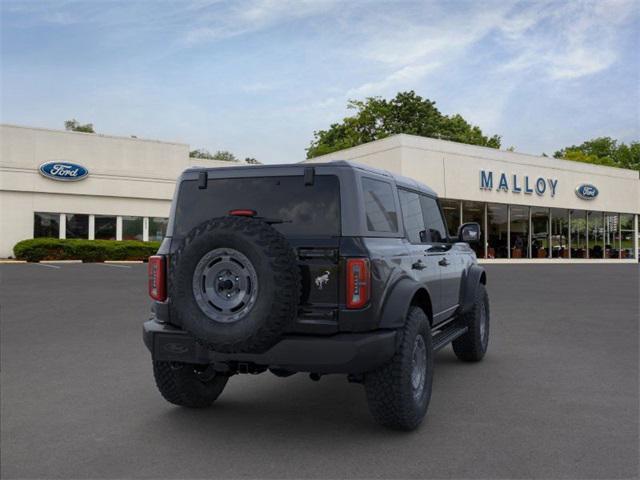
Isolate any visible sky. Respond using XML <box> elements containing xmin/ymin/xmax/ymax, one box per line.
<box><xmin>1</xmin><ymin>0</ymin><xmax>639</xmax><ymax>164</ymax></box>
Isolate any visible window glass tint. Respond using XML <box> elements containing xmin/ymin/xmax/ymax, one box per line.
<box><xmin>510</xmin><ymin>205</ymin><xmax>529</xmax><ymax>258</ymax></box>
<box><xmin>149</xmin><ymin>217</ymin><xmax>168</xmax><ymax>242</ymax></box>
<box><xmin>571</xmin><ymin>210</ymin><xmax>587</xmax><ymax>258</ymax></box>
<box><xmin>398</xmin><ymin>189</ymin><xmax>425</xmax><ymax>243</ymax></box>
<box><xmin>463</xmin><ymin>201</ymin><xmax>485</xmax><ymax>258</ymax></box>
<box><xmin>420</xmin><ymin>196</ymin><xmax>447</xmax><ymax>243</ymax></box>
<box><xmin>34</xmin><ymin>212</ymin><xmax>59</xmax><ymax>238</ymax></box>
<box><xmin>440</xmin><ymin>199</ymin><xmax>460</xmax><ymax>237</ymax></box>
<box><xmin>66</xmin><ymin>214</ymin><xmax>88</xmax><ymax>239</ymax></box>
<box><xmin>95</xmin><ymin>215</ymin><xmax>117</xmax><ymax>240</ymax></box>
<box><xmin>487</xmin><ymin>203</ymin><xmax>508</xmax><ymax>258</ymax></box>
<box><xmin>362</xmin><ymin>178</ymin><xmax>398</xmax><ymax>233</ymax></box>
<box><xmin>620</xmin><ymin>214</ymin><xmax>635</xmax><ymax>259</ymax></box>
<box><xmin>174</xmin><ymin>175</ymin><xmax>340</xmax><ymax>237</ymax></box>
<box><xmin>122</xmin><ymin>216</ymin><xmax>143</xmax><ymax>241</ymax></box>
<box><xmin>588</xmin><ymin>211</ymin><xmax>604</xmax><ymax>259</ymax></box>
<box><xmin>604</xmin><ymin>213</ymin><xmax>620</xmax><ymax>259</ymax></box>
<box><xmin>551</xmin><ymin>209</ymin><xmax>569</xmax><ymax>258</ymax></box>
<box><xmin>531</xmin><ymin>207</ymin><xmax>550</xmax><ymax>259</ymax></box>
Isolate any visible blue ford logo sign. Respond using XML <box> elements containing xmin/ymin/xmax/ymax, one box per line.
<box><xmin>39</xmin><ymin>161</ymin><xmax>89</xmax><ymax>182</ymax></box>
<box><xmin>575</xmin><ymin>184</ymin><xmax>598</xmax><ymax>200</ymax></box>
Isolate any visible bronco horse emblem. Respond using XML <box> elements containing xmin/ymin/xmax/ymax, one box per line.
<box><xmin>314</xmin><ymin>271</ymin><xmax>330</xmax><ymax>290</ymax></box>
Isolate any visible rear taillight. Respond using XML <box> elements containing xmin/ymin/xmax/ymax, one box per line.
<box><xmin>229</xmin><ymin>209</ymin><xmax>257</xmax><ymax>217</ymax></box>
<box><xmin>346</xmin><ymin>258</ymin><xmax>370</xmax><ymax>309</ymax></box>
<box><xmin>148</xmin><ymin>255</ymin><xmax>166</xmax><ymax>301</ymax></box>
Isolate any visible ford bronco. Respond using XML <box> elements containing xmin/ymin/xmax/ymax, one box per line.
<box><xmin>143</xmin><ymin>161</ymin><xmax>489</xmax><ymax>430</ymax></box>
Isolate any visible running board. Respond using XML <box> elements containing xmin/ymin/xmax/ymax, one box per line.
<box><xmin>432</xmin><ymin>324</ymin><xmax>468</xmax><ymax>351</ymax></box>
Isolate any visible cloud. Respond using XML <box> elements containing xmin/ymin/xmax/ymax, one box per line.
<box><xmin>347</xmin><ymin>63</ymin><xmax>440</xmax><ymax>97</ymax></box>
<box><xmin>499</xmin><ymin>0</ymin><xmax>637</xmax><ymax>80</ymax></box>
<box><xmin>182</xmin><ymin>0</ymin><xmax>341</xmax><ymax>44</ymax></box>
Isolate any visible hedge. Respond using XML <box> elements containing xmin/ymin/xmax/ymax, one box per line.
<box><xmin>13</xmin><ymin>238</ymin><xmax>161</xmax><ymax>262</ymax></box>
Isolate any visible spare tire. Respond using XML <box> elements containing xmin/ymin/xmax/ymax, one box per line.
<box><xmin>169</xmin><ymin>216</ymin><xmax>300</xmax><ymax>353</ymax></box>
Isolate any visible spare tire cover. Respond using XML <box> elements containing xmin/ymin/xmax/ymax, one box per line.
<box><xmin>170</xmin><ymin>216</ymin><xmax>300</xmax><ymax>353</ymax></box>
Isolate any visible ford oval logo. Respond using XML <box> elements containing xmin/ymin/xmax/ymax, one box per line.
<box><xmin>39</xmin><ymin>161</ymin><xmax>89</xmax><ymax>182</ymax></box>
<box><xmin>575</xmin><ymin>184</ymin><xmax>598</xmax><ymax>200</ymax></box>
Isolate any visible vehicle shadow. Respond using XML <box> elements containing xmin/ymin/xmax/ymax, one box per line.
<box><xmin>144</xmin><ymin>349</ymin><xmax>463</xmax><ymax>442</ymax></box>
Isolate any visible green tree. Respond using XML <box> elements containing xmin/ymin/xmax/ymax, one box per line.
<box><xmin>189</xmin><ymin>149</ymin><xmax>239</xmax><ymax>162</ymax></box>
<box><xmin>554</xmin><ymin>137</ymin><xmax>640</xmax><ymax>171</ymax></box>
<box><xmin>64</xmin><ymin>119</ymin><xmax>95</xmax><ymax>133</ymax></box>
<box><xmin>306</xmin><ymin>91</ymin><xmax>501</xmax><ymax>158</ymax></box>
<box><xmin>212</xmin><ymin>150</ymin><xmax>238</xmax><ymax>162</ymax></box>
<box><xmin>190</xmin><ymin>149</ymin><xmax>215</xmax><ymax>159</ymax></box>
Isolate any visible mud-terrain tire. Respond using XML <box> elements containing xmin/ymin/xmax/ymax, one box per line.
<box><xmin>452</xmin><ymin>283</ymin><xmax>489</xmax><ymax>362</ymax></box>
<box><xmin>153</xmin><ymin>361</ymin><xmax>228</xmax><ymax>408</ymax></box>
<box><xmin>170</xmin><ymin>216</ymin><xmax>300</xmax><ymax>353</ymax></box>
<box><xmin>364</xmin><ymin>306</ymin><xmax>433</xmax><ymax>430</ymax></box>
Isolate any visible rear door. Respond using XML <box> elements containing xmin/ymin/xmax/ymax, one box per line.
<box><xmin>420</xmin><ymin>195</ymin><xmax>462</xmax><ymax>318</ymax></box>
<box><xmin>398</xmin><ymin>188</ymin><xmax>443</xmax><ymax>317</ymax></box>
<box><xmin>171</xmin><ymin>173</ymin><xmax>342</xmax><ymax>330</ymax></box>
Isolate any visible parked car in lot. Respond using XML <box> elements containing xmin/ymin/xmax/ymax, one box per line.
<box><xmin>143</xmin><ymin>161</ymin><xmax>490</xmax><ymax>430</ymax></box>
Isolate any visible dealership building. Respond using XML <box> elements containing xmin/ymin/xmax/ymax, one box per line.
<box><xmin>1</xmin><ymin>124</ymin><xmax>638</xmax><ymax>262</ymax></box>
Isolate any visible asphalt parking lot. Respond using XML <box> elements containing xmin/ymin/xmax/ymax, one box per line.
<box><xmin>1</xmin><ymin>263</ymin><xmax>638</xmax><ymax>479</ymax></box>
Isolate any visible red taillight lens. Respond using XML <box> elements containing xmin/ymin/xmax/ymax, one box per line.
<box><xmin>148</xmin><ymin>255</ymin><xmax>166</xmax><ymax>301</ymax></box>
<box><xmin>346</xmin><ymin>258</ymin><xmax>370</xmax><ymax>309</ymax></box>
<box><xmin>229</xmin><ymin>209</ymin><xmax>256</xmax><ymax>217</ymax></box>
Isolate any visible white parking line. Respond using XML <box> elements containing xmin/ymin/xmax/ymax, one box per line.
<box><xmin>35</xmin><ymin>263</ymin><xmax>61</xmax><ymax>269</ymax></box>
<box><xmin>96</xmin><ymin>263</ymin><xmax>132</xmax><ymax>269</ymax></box>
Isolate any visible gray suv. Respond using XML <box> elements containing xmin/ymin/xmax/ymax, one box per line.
<box><xmin>143</xmin><ymin>161</ymin><xmax>490</xmax><ymax>430</ymax></box>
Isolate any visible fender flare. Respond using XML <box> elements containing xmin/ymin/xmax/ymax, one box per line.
<box><xmin>459</xmin><ymin>264</ymin><xmax>487</xmax><ymax>314</ymax></box>
<box><xmin>379</xmin><ymin>277</ymin><xmax>433</xmax><ymax>329</ymax></box>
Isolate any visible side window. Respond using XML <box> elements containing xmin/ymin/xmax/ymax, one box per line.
<box><xmin>361</xmin><ymin>177</ymin><xmax>398</xmax><ymax>233</ymax></box>
<box><xmin>398</xmin><ymin>189</ymin><xmax>426</xmax><ymax>244</ymax></box>
<box><xmin>420</xmin><ymin>196</ymin><xmax>448</xmax><ymax>243</ymax></box>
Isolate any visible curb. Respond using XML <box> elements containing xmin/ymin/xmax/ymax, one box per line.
<box><xmin>104</xmin><ymin>260</ymin><xmax>144</xmax><ymax>264</ymax></box>
<box><xmin>40</xmin><ymin>260</ymin><xmax>83</xmax><ymax>264</ymax></box>
<box><xmin>0</xmin><ymin>259</ymin><xmax>27</xmax><ymax>264</ymax></box>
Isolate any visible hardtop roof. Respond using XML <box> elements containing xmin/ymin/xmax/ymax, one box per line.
<box><xmin>186</xmin><ymin>160</ymin><xmax>438</xmax><ymax>197</ymax></box>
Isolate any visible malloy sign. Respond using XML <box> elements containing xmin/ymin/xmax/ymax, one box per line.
<box><xmin>480</xmin><ymin>170</ymin><xmax>558</xmax><ymax>197</ymax></box>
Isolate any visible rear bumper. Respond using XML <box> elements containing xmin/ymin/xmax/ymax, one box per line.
<box><xmin>143</xmin><ymin>319</ymin><xmax>397</xmax><ymax>374</ymax></box>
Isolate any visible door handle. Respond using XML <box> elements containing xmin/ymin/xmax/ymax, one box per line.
<box><xmin>412</xmin><ymin>260</ymin><xmax>426</xmax><ymax>270</ymax></box>
<box><xmin>438</xmin><ymin>258</ymin><xmax>450</xmax><ymax>267</ymax></box>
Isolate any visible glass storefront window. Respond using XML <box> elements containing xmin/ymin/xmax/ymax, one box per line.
<box><xmin>440</xmin><ymin>199</ymin><xmax>461</xmax><ymax>238</ymax></box>
<box><xmin>510</xmin><ymin>206</ymin><xmax>529</xmax><ymax>259</ymax></box>
<box><xmin>531</xmin><ymin>207</ymin><xmax>550</xmax><ymax>259</ymax></box>
<box><xmin>487</xmin><ymin>203</ymin><xmax>508</xmax><ymax>259</ymax></box>
<box><xmin>149</xmin><ymin>217</ymin><xmax>168</xmax><ymax>242</ymax></box>
<box><xmin>34</xmin><ymin>212</ymin><xmax>59</xmax><ymax>238</ymax></box>
<box><xmin>603</xmin><ymin>213</ymin><xmax>620</xmax><ymax>259</ymax></box>
<box><xmin>620</xmin><ymin>214</ymin><xmax>636</xmax><ymax>259</ymax></box>
<box><xmin>65</xmin><ymin>214</ymin><xmax>89</xmax><ymax>239</ymax></box>
<box><xmin>462</xmin><ymin>201</ymin><xmax>485</xmax><ymax>258</ymax></box>
<box><xmin>571</xmin><ymin>210</ymin><xmax>587</xmax><ymax>258</ymax></box>
<box><xmin>588</xmin><ymin>211</ymin><xmax>604</xmax><ymax>258</ymax></box>
<box><xmin>551</xmin><ymin>209</ymin><xmax>569</xmax><ymax>258</ymax></box>
<box><xmin>122</xmin><ymin>216</ymin><xmax>143</xmax><ymax>241</ymax></box>
<box><xmin>95</xmin><ymin>215</ymin><xmax>117</xmax><ymax>240</ymax></box>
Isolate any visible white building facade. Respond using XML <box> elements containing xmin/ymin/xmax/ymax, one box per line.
<box><xmin>0</xmin><ymin>124</ymin><xmax>238</xmax><ymax>258</ymax></box>
<box><xmin>1</xmin><ymin>126</ymin><xmax>638</xmax><ymax>262</ymax></box>
<box><xmin>306</xmin><ymin>134</ymin><xmax>639</xmax><ymax>263</ymax></box>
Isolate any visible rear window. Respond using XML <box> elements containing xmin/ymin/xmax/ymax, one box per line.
<box><xmin>173</xmin><ymin>175</ymin><xmax>340</xmax><ymax>237</ymax></box>
<box><xmin>362</xmin><ymin>177</ymin><xmax>398</xmax><ymax>233</ymax></box>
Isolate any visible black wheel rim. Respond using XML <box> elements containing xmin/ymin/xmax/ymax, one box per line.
<box><xmin>411</xmin><ymin>335</ymin><xmax>427</xmax><ymax>401</ymax></box>
<box><xmin>192</xmin><ymin>247</ymin><xmax>259</xmax><ymax>323</ymax></box>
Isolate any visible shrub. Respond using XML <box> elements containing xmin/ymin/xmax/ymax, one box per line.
<box><xmin>13</xmin><ymin>238</ymin><xmax>161</xmax><ymax>262</ymax></box>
